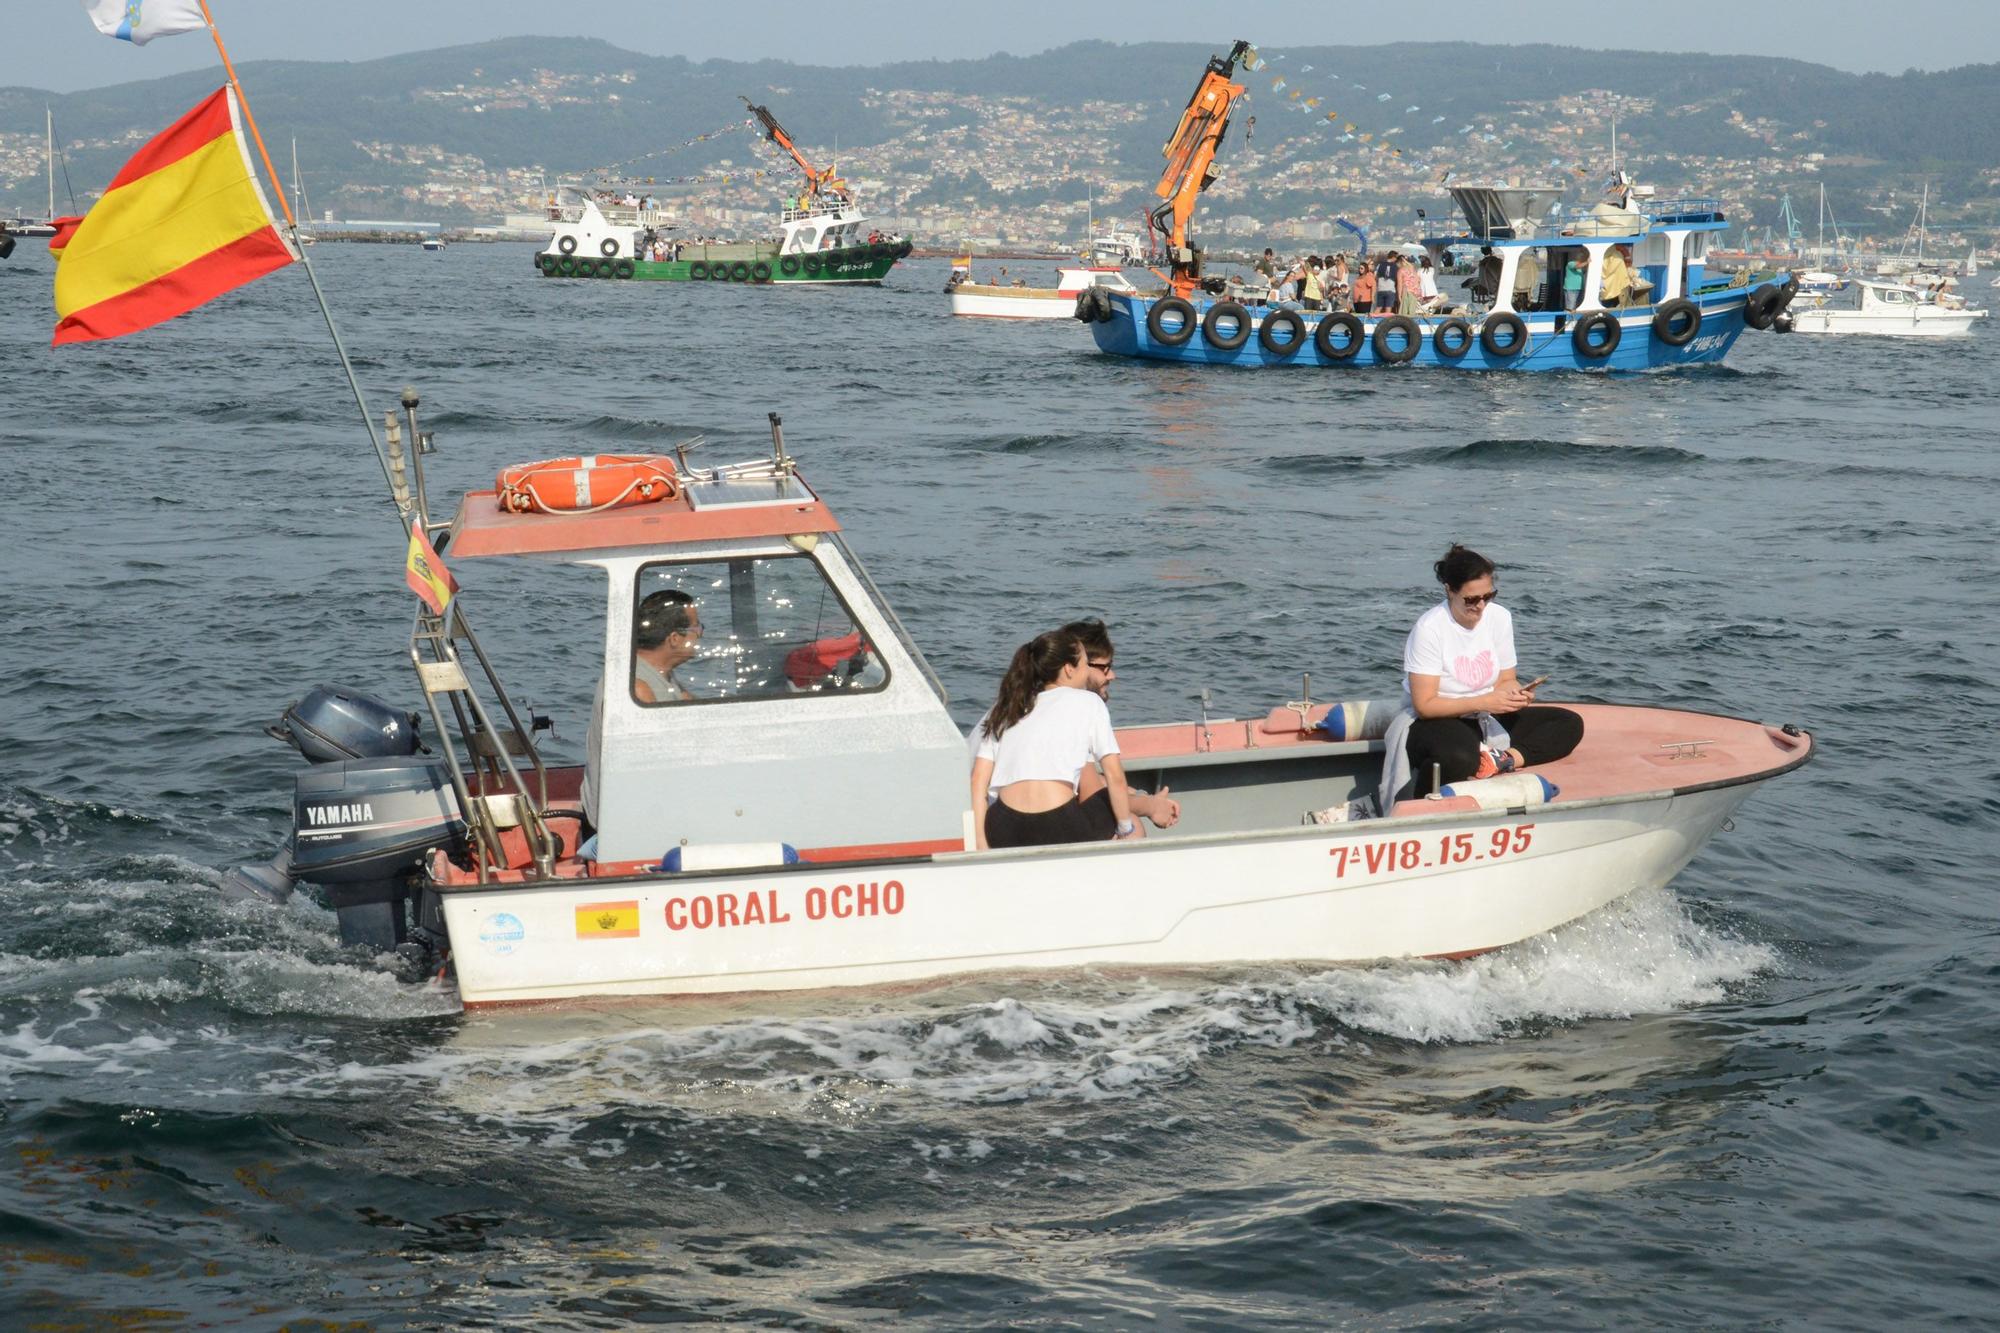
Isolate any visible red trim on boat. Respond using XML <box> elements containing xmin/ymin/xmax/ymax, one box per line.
<box><xmin>447</xmin><ymin>484</ymin><xmax>840</xmax><ymax>560</ymax></box>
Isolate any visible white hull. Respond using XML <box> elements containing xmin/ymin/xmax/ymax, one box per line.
<box><xmin>1787</xmin><ymin>307</ymin><xmax>1984</xmax><ymax>337</ymax></box>
<box><xmin>948</xmin><ymin>288</ymin><xmax>1075</xmax><ymax>319</ymax></box>
<box><xmin>443</xmin><ymin>784</ymin><xmax>1757</xmax><ymax>1007</ymax></box>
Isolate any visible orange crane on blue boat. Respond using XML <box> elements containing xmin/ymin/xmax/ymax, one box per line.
<box><xmin>1151</xmin><ymin>39</ymin><xmax>1252</xmax><ymax>299</ymax></box>
<box><xmin>741</xmin><ymin>97</ymin><xmax>849</xmax><ymax>204</ymax></box>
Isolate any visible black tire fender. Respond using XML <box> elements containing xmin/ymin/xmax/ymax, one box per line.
<box><xmin>537</xmin><ymin>253</ymin><xmax>560</xmax><ymax>275</ymax></box>
<box><xmin>1314</xmin><ymin>312</ymin><xmax>1365</xmax><ymax>360</ymax></box>
<box><xmin>1651</xmin><ymin>298</ymin><xmax>1701</xmax><ymax>346</ymax></box>
<box><xmin>803</xmin><ymin>255</ymin><xmax>823</xmax><ymax>277</ymax></box>
<box><xmin>1743</xmin><ymin>283</ymin><xmax>1783</xmax><ymax>330</ymax></box>
<box><xmin>750</xmin><ymin>260</ymin><xmax>773</xmax><ymax>283</ymax></box>
<box><xmin>1573</xmin><ymin>311</ymin><xmax>1621</xmax><ymax>358</ymax></box>
<box><xmin>1433</xmin><ymin>317</ymin><xmax>1473</xmax><ymax>358</ymax></box>
<box><xmin>780</xmin><ymin>255</ymin><xmax>801</xmax><ymax>276</ymax></box>
<box><xmin>1479</xmin><ymin>311</ymin><xmax>1529</xmax><ymax>357</ymax></box>
<box><xmin>1372</xmin><ymin>315</ymin><xmax>1422</xmax><ymax>363</ymax></box>
<box><xmin>1200</xmin><ymin>300</ymin><xmax>1253</xmax><ymax>351</ymax></box>
<box><xmin>599</xmin><ymin>237</ymin><xmax>620</xmax><ymax>258</ymax></box>
<box><xmin>730</xmin><ymin>261</ymin><xmax>751</xmax><ymax>282</ymax></box>
<box><xmin>1146</xmin><ymin>296</ymin><xmax>1198</xmax><ymax>346</ymax></box>
<box><xmin>613</xmin><ymin>258</ymin><xmax>636</xmax><ymax>279</ymax></box>
<box><xmin>688</xmin><ymin>260</ymin><xmax>709</xmax><ymax>280</ymax></box>
<box><xmin>1257</xmin><ymin>308</ymin><xmax>1307</xmax><ymax>357</ymax></box>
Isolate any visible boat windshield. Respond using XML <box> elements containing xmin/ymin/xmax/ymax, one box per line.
<box><xmin>630</xmin><ymin>554</ymin><xmax>887</xmax><ymax>705</ymax></box>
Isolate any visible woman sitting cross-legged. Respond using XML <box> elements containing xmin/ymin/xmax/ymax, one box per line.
<box><xmin>969</xmin><ymin>629</ymin><xmax>1176</xmax><ymax>850</ymax></box>
<box><xmin>1402</xmin><ymin>544</ymin><xmax>1583</xmax><ymax>798</ymax></box>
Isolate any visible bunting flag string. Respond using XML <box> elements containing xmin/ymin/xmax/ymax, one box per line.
<box><xmin>1240</xmin><ymin>43</ymin><xmax>1601</xmax><ymax>182</ymax></box>
<box><xmin>587</xmin><ymin>119</ymin><xmax>752</xmax><ymax>179</ymax></box>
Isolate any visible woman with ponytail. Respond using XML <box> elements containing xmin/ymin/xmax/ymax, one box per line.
<box><xmin>969</xmin><ymin>629</ymin><xmax>1170</xmax><ymax>850</ymax></box>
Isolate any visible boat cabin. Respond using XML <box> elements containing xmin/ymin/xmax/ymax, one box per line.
<box><xmin>779</xmin><ymin>195</ymin><xmax>870</xmax><ymax>254</ymax></box>
<box><xmin>1420</xmin><ymin>182</ymin><xmax>1730</xmax><ymax>315</ymax></box>
<box><xmin>445</xmin><ymin>456</ymin><xmax>972</xmax><ymax>865</ymax></box>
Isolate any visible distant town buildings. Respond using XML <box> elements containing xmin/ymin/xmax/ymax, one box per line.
<box><xmin>2</xmin><ymin>65</ymin><xmax>1989</xmax><ymax>257</ymax></box>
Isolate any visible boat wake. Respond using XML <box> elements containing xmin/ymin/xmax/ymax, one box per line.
<box><xmin>1407</xmin><ymin>438</ymin><xmax>1705</xmax><ymax>467</ymax></box>
<box><xmin>231</xmin><ymin>886</ymin><xmax>1772</xmax><ymax>1122</ymax></box>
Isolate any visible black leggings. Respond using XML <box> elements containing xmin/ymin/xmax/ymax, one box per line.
<box><xmin>984</xmin><ymin>788</ymin><xmax>1118</xmax><ymax>849</ymax></box>
<box><xmin>1405</xmin><ymin>707</ymin><xmax>1584</xmax><ymax>799</ymax></box>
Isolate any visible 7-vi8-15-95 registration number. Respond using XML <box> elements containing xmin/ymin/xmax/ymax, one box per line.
<box><xmin>1329</xmin><ymin>823</ymin><xmax>1535</xmax><ymax>880</ymax></box>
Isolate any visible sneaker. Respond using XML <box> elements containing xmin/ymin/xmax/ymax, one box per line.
<box><xmin>1471</xmin><ymin>748</ymin><xmax>1517</xmax><ymax>781</ymax></box>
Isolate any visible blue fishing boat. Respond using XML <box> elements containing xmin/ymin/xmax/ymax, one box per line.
<box><xmin>1079</xmin><ymin>179</ymin><xmax>1801</xmax><ymax>372</ymax></box>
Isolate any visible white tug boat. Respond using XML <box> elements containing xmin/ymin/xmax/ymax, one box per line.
<box><xmin>948</xmin><ymin>263</ymin><xmax>1148</xmax><ymax>319</ymax></box>
<box><xmin>233</xmin><ymin>409</ymin><xmax>1813</xmax><ymax>1008</ymax></box>
<box><xmin>1785</xmin><ymin>276</ymin><xmax>1985</xmax><ymax>337</ymax></box>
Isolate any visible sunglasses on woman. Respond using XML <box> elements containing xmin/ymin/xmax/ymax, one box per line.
<box><xmin>1458</xmin><ymin>590</ymin><xmax>1498</xmax><ymax>608</ymax></box>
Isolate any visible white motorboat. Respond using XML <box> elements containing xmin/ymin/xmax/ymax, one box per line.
<box><xmin>421</xmin><ymin>236</ymin><xmax>446</xmax><ymax>252</ymax></box>
<box><xmin>232</xmin><ymin>411</ymin><xmax>1814</xmax><ymax>1008</ymax></box>
<box><xmin>1786</xmin><ymin>277</ymin><xmax>1985</xmax><ymax>337</ymax></box>
<box><xmin>948</xmin><ymin>264</ymin><xmax>1148</xmax><ymax>319</ymax></box>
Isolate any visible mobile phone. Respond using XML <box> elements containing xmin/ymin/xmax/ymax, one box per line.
<box><xmin>1523</xmin><ymin>674</ymin><xmax>1549</xmax><ymax>690</ymax></box>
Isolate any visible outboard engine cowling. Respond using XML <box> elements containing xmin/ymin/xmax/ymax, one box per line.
<box><xmin>226</xmin><ymin>687</ymin><xmax>462</xmax><ymax>960</ymax></box>
<box><xmin>270</xmin><ymin>685</ymin><xmax>422</xmax><ymax>763</ymax></box>
<box><xmin>288</xmin><ymin>756</ymin><xmax>466</xmax><ymax>951</ymax></box>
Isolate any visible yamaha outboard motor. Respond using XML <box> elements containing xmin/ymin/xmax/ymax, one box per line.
<box><xmin>224</xmin><ymin>686</ymin><xmax>465</xmax><ymax>957</ymax></box>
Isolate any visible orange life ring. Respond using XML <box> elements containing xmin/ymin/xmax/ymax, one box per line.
<box><xmin>495</xmin><ymin>454</ymin><xmax>680</xmax><ymax>514</ymax></box>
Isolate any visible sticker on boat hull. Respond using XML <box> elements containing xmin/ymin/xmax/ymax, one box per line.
<box><xmin>479</xmin><ymin>912</ymin><xmax>525</xmax><ymax>955</ymax></box>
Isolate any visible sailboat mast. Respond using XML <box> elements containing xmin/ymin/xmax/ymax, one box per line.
<box><xmin>46</xmin><ymin>107</ymin><xmax>54</xmax><ymax>221</ymax></box>
<box><xmin>1817</xmin><ymin>182</ymin><xmax>1825</xmax><ymax>265</ymax></box>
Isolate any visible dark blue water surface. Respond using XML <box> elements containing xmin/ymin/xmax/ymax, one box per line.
<box><xmin>2</xmin><ymin>244</ymin><xmax>1996</xmax><ymax>1328</ymax></box>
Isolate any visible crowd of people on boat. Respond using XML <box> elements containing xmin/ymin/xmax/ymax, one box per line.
<box><xmin>1243</xmin><ymin>243</ymin><xmax>1655</xmax><ymax>315</ymax></box>
<box><xmin>1248</xmin><ymin>248</ymin><xmax>1445</xmax><ymax>315</ymax></box>
<box><xmin>963</xmin><ymin>548</ymin><xmax>1583</xmax><ymax>851</ymax></box>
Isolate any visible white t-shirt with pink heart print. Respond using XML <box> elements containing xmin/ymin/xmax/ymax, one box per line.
<box><xmin>1402</xmin><ymin>600</ymin><xmax>1517</xmax><ymax>702</ymax></box>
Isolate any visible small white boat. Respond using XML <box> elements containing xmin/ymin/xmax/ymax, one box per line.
<box><xmin>232</xmin><ymin>415</ymin><xmax>1815</xmax><ymax>1009</ymax></box>
<box><xmin>949</xmin><ymin>265</ymin><xmax>1147</xmax><ymax>319</ymax></box>
<box><xmin>421</xmin><ymin>236</ymin><xmax>446</xmax><ymax>252</ymax></box>
<box><xmin>1786</xmin><ymin>277</ymin><xmax>1985</xmax><ymax>337</ymax></box>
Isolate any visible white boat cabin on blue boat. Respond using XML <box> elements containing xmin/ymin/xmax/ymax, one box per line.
<box><xmin>1080</xmin><ymin>177</ymin><xmax>1801</xmax><ymax>371</ymax></box>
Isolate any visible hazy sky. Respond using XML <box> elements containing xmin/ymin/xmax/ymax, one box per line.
<box><xmin>7</xmin><ymin>0</ymin><xmax>1997</xmax><ymax>92</ymax></box>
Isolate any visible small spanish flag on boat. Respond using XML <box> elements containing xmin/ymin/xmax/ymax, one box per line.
<box><xmin>405</xmin><ymin>519</ymin><xmax>458</xmax><ymax>615</ymax></box>
<box><xmin>51</xmin><ymin>85</ymin><xmax>295</xmax><ymax>346</ymax></box>
<box><xmin>575</xmin><ymin>901</ymin><xmax>640</xmax><ymax>940</ymax></box>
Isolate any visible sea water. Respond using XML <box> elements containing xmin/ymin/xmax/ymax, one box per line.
<box><xmin>1</xmin><ymin>245</ymin><xmax>1995</xmax><ymax>1326</ymax></box>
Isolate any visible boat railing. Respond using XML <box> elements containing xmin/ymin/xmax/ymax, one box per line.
<box><xmin>384</xmin><ymin>392</ymin><xmax>557</xmax><ymax>884</ymax></box>
<box><xmin>1645</xmin><ymin>198</ymin><xmax>1726</xmax><ymax>225</ymax></box>
<box><xmin>780</xmin><ymin>198</ymin><xmax>856</xmax><ymax>224</ymax></box>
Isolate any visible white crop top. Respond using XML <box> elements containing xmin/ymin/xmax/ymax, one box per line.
<box><xmin>971</xmin><ymin>687</ymin><xmax>1119</xmax><ymax>791</ymax></box>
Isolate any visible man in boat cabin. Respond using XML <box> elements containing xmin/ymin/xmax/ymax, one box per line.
<box><xmin>632</xmin><ymin>589</ymin><xmax>701</xmax><ymax>703</ymax></box>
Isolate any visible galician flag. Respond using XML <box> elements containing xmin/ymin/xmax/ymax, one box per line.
<box><xmin>405</xmin><ymin>519</ymin><xmax>459</xmax><ymax>615</ymax></box>
<box><xmin>52</xmin><ymin>86</ymin><xmax>296</xmax><ymax>345</ymax></box>
<box><xmin>83</xmin><ymin>0</ymin><xmax>209</xmax><ymax>45</ymax></box>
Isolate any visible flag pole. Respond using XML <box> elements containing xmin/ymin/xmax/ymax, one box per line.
<box><xmin>195</xmin><ymin>0</ymin><xmax>408</xmax><ymax>524</ymax></box>
<box><xmin>195</xmin><ymin>0</ymin><xmax>292</xmax><ymax>230</ymax></box>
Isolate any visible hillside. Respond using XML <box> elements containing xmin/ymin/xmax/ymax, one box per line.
<box><xmin>2</xmin><ymin>37</ymin><xmax>1995</xmax><ymax>237</ymax></box>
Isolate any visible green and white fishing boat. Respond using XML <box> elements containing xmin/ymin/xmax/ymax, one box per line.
<box><xmin>533</xmin><ymin>99</ymin><xmax>911</xmax><ymax>286</ymax></box>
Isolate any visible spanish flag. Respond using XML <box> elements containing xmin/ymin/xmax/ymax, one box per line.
<box><xmin>52</xmin><ymin>86</ymin><xmax>295</xmax><ymax>346</ymax></box>
<box><xmin>405</xmin><ymin>519</ymin><xmax>458</xmax><ymax>615</ymax></box>
<box><xmin>575</xmin><ymin>901</ymin><xmax>640</xmax><ymax>940</ymax></box>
